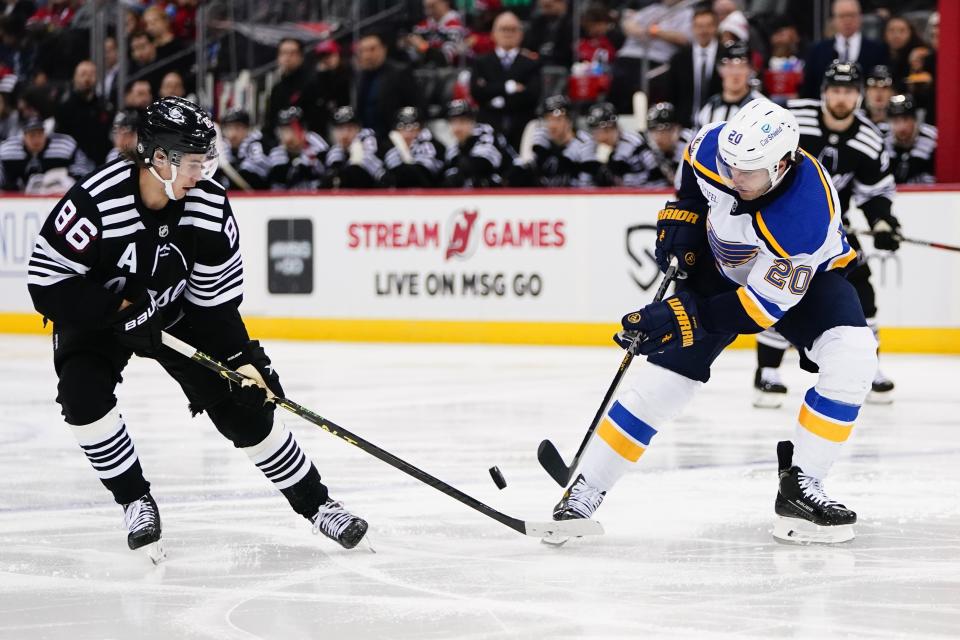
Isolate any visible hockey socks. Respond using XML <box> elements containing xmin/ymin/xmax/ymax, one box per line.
<box><xmin>243</xmin><ymin>422</ymin><xmax>327</xmax><ymax>518</ymax></box>
<box><xmin>70</xmin><ymin>409</ymin><xmax>150</xmax><ymax>505</ymax></box>
<box><xmin>792</xmin><ymin>387</ymin><xmax>861</xmax><ymax>479</ymax></box>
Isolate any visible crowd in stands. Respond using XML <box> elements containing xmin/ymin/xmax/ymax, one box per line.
<box><xmin>0</xmin><ymin>0</ymin><xmax>940</xmax><ymax>192</ymax></box>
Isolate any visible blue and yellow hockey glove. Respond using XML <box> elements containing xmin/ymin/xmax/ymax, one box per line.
<box><xmin>613</xmin><ymin>292</ymin><xmax>706</xmax><ymax>355</ymax></box>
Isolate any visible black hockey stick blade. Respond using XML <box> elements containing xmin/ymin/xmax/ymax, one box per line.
<box><xmin>537</xmin><ymin>438</ymin><xmax>572</xmax><ymax>486</ymax></box>
<box><xmin>160</xmin><ymin>331</ymin><xmax>603</xmax><ymax>541</ymax></box>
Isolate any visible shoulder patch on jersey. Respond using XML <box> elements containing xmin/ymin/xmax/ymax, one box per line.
<box><xmin>753</xmin><ymin>152</ymin><xmax>835</xmax><ymax>258</ymax></box>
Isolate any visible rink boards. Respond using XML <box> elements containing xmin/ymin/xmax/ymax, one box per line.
<box><xmin>1</xmin><ymin>187</ymin><xmax>958</xmax><ymax>352</ymax></box>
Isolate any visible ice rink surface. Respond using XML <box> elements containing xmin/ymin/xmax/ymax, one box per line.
<box><xmin>0</xmin><ymin>334</ymin><xmax>958</xmax><ymax>639</ymax></box>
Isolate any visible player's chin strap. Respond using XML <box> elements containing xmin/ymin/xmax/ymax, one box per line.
<box><xmin>148</xmin><ymin>163</ymin><xmax>181</xmax><ymax>200</ymax></box>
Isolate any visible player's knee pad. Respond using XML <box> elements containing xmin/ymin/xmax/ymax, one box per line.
<box><xmin>56</xmin><ymin>353</ymin><xmax>120</xmax><ymax>425</ymax></box>
<box><xmin>807</xmin><ymin>326</ymin><xmax>877</xmax><ymax>404</ymax></box>
<box><xmin>619</xmin><ymin>363</ymin><xmax>702</xmax><ymax>427</ymax></box>
<box><xmin>205</xmin><ymin>398</ymin><xmax>275</xmax><ymax>448</ymax></box>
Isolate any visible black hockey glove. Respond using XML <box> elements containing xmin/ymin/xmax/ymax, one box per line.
<box><xmin>225</xmin><ymin>340</ymin><xmax>285</xmax><ymax>409</ymax></box>
<box><xmin>654</xmin><ymin>199</ymin><xmax>708</xmax><ymax>275</ymax></box>
<box><xmin>870</xmin><ymin>213</ymin><xmax>901</xmax><ymax>251</ymax></box>
<box><xmin>613</xmin><ymin>292</ymin><xmax>706</xmax><ymax>356</ymax></box>
<box><xmin>111</xmin><ymin>291</ymin><xmax>163</xmax><ymax>354</ymax></box>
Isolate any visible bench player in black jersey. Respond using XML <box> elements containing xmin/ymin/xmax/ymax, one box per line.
<box><xmin>27</xmin><ymin>97</ymin><xmax>368</xmax><ymax>560</ymax></box>
<box><xmin>753</xmin><ymin>61</ymin><xmax>900</xmax><ymax>407</ymax></box>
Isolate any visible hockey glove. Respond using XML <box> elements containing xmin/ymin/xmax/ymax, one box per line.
<box><xmin>613</xmin><ymin>292</ymin><xmax>705</xmax><ymax>356</ymax></box>
<box><xmin>654</xmin><ymin>199</ymin><xmax>708</xmax><ymax>275</ymax></box>
<box><xmin>870</xmin><ymin>213</ymin><xmax>901</xmax><ymax>251</ymax></box>
<box><xmin>111</xmin><ymin>291</ymin><xmax>163</xmax><ymax>354</ymax></box>
<box><xmin>225</xmin><ymin>340</ymin><xmax>285</xmax><ymax>409</ymax></box>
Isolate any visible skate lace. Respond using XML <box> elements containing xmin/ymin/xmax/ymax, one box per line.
<box><xmin>797</xmin><ymin>474</ymin><xmax>840</xmax><ymax>507</ymax></box>
<box><xmin>123</xmin><ymin>497</ymin><xmax>157</xmax><ymax>533</ymax></box>
<box><xmin>567</xmin><ymin>480</ymin><xmax>605</xmax><ymax>517</ymax></box>
<box><xmin>311</xmin><ymin>501</ymin><xmax>355</xmax><ymax>540</ymax></box>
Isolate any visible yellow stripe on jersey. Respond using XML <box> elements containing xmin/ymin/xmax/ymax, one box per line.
<box><xmin>597</xmin><ymin>418</ymin><xmax>647</xmax><ymax>462</ymax></box>
<box><xmin>736</xmin><ymin>287</ymin><xmax>777</xmax><ymax>329</ymax></box>
<box><xmin>829</xmin><ymin>247</ymin><xmax>858</xmax><ymax>270</ymax></box>
<box><xmin>798</xmin><ymin>405</ymin><xmax>854</xmax><ymax>442</ymax></box>
<box><xmin>693</xmin><ymin>158</ymin><xmax>728</xmax><ymax>186</ymax></box>
<box><xmin>755</xmin><ymin>211</ymin><xmax>791</xmax><ymax>259</ymax></box>
<box><xmin>799</xmin><ymin>149</ymin><xmax>836</xmax><ymax>222</ymax></box>
<box><xmin>683</xmin><ymin>144</ymin><xmax>692</xmax><ymax>165</ymax></box>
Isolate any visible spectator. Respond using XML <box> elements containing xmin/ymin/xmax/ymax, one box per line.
<box><xmin>642</xmin><ymin>101</ymin><xmax>689</xmax><ymax>187</ymax></box>
<box><xmin>0</xmin><ymin>73</ymin><xmax>19</xmax><ymax>140</ymax></box>
<box><xmin>105</xmin><ymin>108</ymin><xmax>138</xmax><ymax>163</ymax></box>
<box><xmin>266</xmin><ymin>106</ymin><xmax>328</xmax><ymax>191</ymax></box>
<box><xmin>442</xmin><ymin>98</ymin><xmax>514</xmax><ymax>187</ymax></box>
<box><xmin>581</xmin><ymin>101</ymin><xmax>658</xmax><ymax>187</ymax></box>
<box><xmin>143</xmin><ymin>5</ymin><xmax>182</xmax><ymax>63</ymax></box>
<box><xmin>129</xmin><ymin>31</ymin><xmax>181</xmax><ymax>97</ymax></box>
<box><xmin>611</xmin><ymin>0</ymin><xmax>693</xmax><ymax>114</ymax></box>
<box><xmin>404</xmin><ymin>0</ymin><xmax>466</xmax><ymax>67</ymax></box>
<box><xmin>529</xmin><ymin>94</ymin><xmax>593</xmax><ymax>187</ymax></box>
<box><xmin>26</xmin><ymin>0</ymin><xmax>76</xmax><ymax>31</ymax></box>
<box><xmin>54</xmin><ymin>60</ymin><xmax>111</xmax><ymax>165</ymax></box>
<box><xmin>16</xmin><ymin>84</ymin><xmax>54</xmax><ymax>131</ymax></box>
<box><xmin>354</xmin><ymin>31</ymin><xmax>419</xmax><ymax>139</ymax></box>
<box><xmin>886</xmin><ymin>93</ymin><xmax>936</xmax><ymax>184</ymax></box>
<box><xmin>102</xmin><ymin>35</ymin><xmax>120</xmax><ymax>109</ymax></box>
<box><xmin>802</xmin><ymin>0</ymin><xmax>888</xmax><ymax>98</ymax></box>
<box><xmin>217</xmin><ymin>109</ymin><xmax>269</xmax><ymax>190</ymax></box>
<box><xmin>325</xmin><ymin>106</ymin><xmax>384</xmax><ymax>189</ymax></box>
<box><xmin>577</xmin><ymin>4</ymin><xmax>619</xmax><ymax>66</ymax></box>
<box><xmin>263</xmin><ymin>39</ymin><xmax>320</xmax><ymax>138</ymax></box>
<box><xmin>0</xmin><ymin>115</ymin><xmax>92</xmax><ymax>192</ymax></box>
<box><xmin>695</xmin><ymin>40</ymin><xmax>763</xmax><ymax>128</ymax></box>
<box><xmin>380</xmin><ymin>106</ymin><xmax>446</xmax><ymax>188</ymax></box>
<box><xmin>307</xmin><ymin>39</ymin><xmax>351</xmax><ymax>135</ymax></box>
<box><xmin>666</xmin><ymin>6</ymin><xmax>721</xmax><ymax>128</ymax></box>
<box><xmin>169</xmin><ymin>0</ymin><xmax>198</xmax><ymax>41</ymax></box>
<box><xmin>523</xmin><ymin>0</ymin><xmax>574</xmax><ymax>69</ymax></box>
<box><xmin>123</xmin><ymin>79</ymin><xmax>152</xmax><ymax>110</ymax></box>
<box><xmin>464</xmin><ymin>0</ymin><xmax>500</xmax><ymax>58</ymax></box>
<box><xmin>763</xmin><ymin>19</ymin><xmax>804</xmax><ymax>105</ymax></box>
<box><xmin>471</xmin><ymin>11</ymin><xmax>542</xmax><ymax>151</ymax></box>
<box><xmin>883</xmin><ymin>15</ymin><xmax>923</xmax><ymax>89</ymax></box>
<box><xmin>159</xmin><ymin>70</ymin><xmax>195</xmax><ymax>103</ymax></box>
<box><xmin>863</xmin><ymin>65</ymin><xmax>894</xmax><ymax>131</ymax></box>
<box><xmin>905</xmin><ymin>42</ymin><xmax>935</xmax><ymax>123</ymax></box>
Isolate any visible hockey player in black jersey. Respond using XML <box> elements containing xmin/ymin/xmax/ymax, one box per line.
<box><xmin>754</xmin><ymin>61</ymin><xmax>900</xmax><ymax>407</ymax></box>
<box><xmin>27</xmin><ymin>97</ymin><xmax>368</xmax><ymax>560</ymax></box>
<box><xmin>217</xmin><ymin>109</ymin><xmax>270</xmax><ymax>190</ymax></box>
<box><xmin>380</xmin><ymin>106</ymin><xmax>446</xmax><ymax>188</ymax></box>
<box><xmin>581</xmin><ymin>101</ymin><xmax>657</xmax><ymax>187</ymax></box>
<box><xmin>642</xmin><ymin>101</ymin><xmax>691</xmax><ymax>187</ymax></box>
<box><xmin>324</xmin><ymin>105</ymin><xmax>385</xmax><ymax>189</ymax></box>
<box><xmin>442</xmin><ymin>99</ymin><xmax>517</xmax><ymax>187</ymax></box>
<box><xmin>695</xmin><ymin>40</ymin><xmax>763</xmax><ymax>129</ymax></box>
<box><xmin>863</xmin><ymin>65</ymin><xmax>894</xmax><ymax>135</ymax></box>
<box><xmin>529</xmin><ymin>94</ymin><xmax>593</xmax><ymax>187</ymax></box>
<box><xmin>0</xmin><ymin>116</ymin><xmax>94</xmax><ymax>192</ymax></box>
<box><xmin>887</xmin><ymin>94</ymin><xmax>936</xmax><ymax>185</ymax></box>
<box><xmin>266</xmin><ymin>106</ymin><xmax>330</xmax><ymax>191</ymax></box>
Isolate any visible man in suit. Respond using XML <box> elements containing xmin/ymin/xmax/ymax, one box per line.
<box><xmin>666</xmin><ymin>6</ymin><xmax>722</xmax><ymax>128</ymax></box>
<box><xmin>802</xmin><ymin>0</ymin><xmax>888</xmax><ymax>98</ymax></box>
<box><xmin>355</xmin><ymin>31</ymin><xmax>421</xmax><ymax>139</ymax></box>
<box><xmin>471</xmin><ymin>11</ymin><xmax>542</xmax><ymax>150</ymax></box>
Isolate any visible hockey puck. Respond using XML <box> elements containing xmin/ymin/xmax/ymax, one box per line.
<box><xmin>489</xmin><ymin>466</ymin><xmax>507</xmax><ymax>490</ymax></box>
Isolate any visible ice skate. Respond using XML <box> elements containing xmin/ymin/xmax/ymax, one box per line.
<box><xmin>753</xmin><ymin>367</ymin><xmax>788</xmax><ymax>408</ymax></box>
<box><xmin>123</xmin><ymin>493</ymin><xmax>165</xmax><ymax>564</ymax></box>
<box><xmin>867</xmin><ymin>369</ymin><xmax>894</xmax><ymax>404</ymax></box>
<box><xmin>544</xmin><ymin>474</ymin><xmax>606</xmax><ymax>546</ymax></box>
<box><xmin>311</xmin><ymin>499</ymin><xmax>368</xmax><ymax>549</ymax></box>
<box><xmin>773</xmin><ymin>441</ymin><xmax>856</xmax><ymax>544</ymax></box>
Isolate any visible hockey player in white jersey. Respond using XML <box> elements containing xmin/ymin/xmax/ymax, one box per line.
<box><xmin>551</xmin><ymin>99</ymin><xmax>876</xmax><ymax>543</ymax></box>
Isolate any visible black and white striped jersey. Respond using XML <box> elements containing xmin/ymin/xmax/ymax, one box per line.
<box><xmin>380</xmin><ymin>127</ymin><xmax>446</xmax><ymax>188</ymax></box>
<box><xmin>324</xmin><ymin>128</ymin><xmax>385</xmax><ymax>187</ymax></box>
<box><xmin>267</xmin><ymin>130</ymin><xmax>330</xmax><ymax>190</ymax></box>
<box><xmin>582</xmin><ymin>130</ymin><xmax>658</xmax><ymax>187</ymax></box>
<box><xmin>28</xmin><ymin>158</ymin><xmax>248</xmax><ymax>352</ymax></box>
<box><xmin>0</xmin><ymin>132</ymin><xmax>94</xmax><ymax>191</ymax></box>
<box><xmin>443</xmin><ymin>122</ymin><xmax>516</xmax><ymax>188</ymax></box>
<box><xmin>788</xmin><ymin>98</ymin><xmax>896</xmax><ymax>225</ymax></box>
<box><xmin>694</xmin><ymin>89</ymin><xmax>764</xmax><ymax>129</ymax></box>
<box><xmin>531</xmin><ymin>127</ymin><xmax>594</xmax><ymax>187</ymax></box>
<box><xmin>219</xmin><ymin>129</ymin><xmax>270</xmax><ymax>190</ymax></box>
<box><xmin>888</xmin><ymin>123</ymin><xmax>937</xmax><ymax>184</ymax></box>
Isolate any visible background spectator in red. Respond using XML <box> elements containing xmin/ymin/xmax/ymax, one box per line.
<box><xmin>464</xmin><ymin>0</ymin><xmax>501</xmax><ymax>58</ymax></box>
<box><xmin>54</xmin><ymin>60</ymin><xmax>111</xmax><ymax>165</ymax></box>
<box><xmin>405</xmin><ymin>0</ymin><xmax>466</xmax><ymax>67</ymax></box>
<box><xmin>576</xmin><ymin>4</ymin><xmax>619</xmax><ymax>66</ymax></box>
<box><xmin>471</xmin><ymin>10</ymin><xmax>541</xmax><ymax>150</ymax></box>
<box><xmin>762</xmin><ymin>19</ymin><xmax>804</xmax><ymax>106</ymax></box>
<box><xmin>308</xmin><ymin>39</ymin><xmax>351</xmax><ymax>135</ymax></box>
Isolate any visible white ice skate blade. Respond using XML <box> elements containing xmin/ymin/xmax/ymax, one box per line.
<box><xmin>866</xmin><ymin>390</ymin><xmax>894</xmax><ymax>405</ymax></box>
<box><xmin>526</xmin><ymin>519</ymin><xmax>604</xmax><ymax>540</ymax></box>
<box><xmin>753</xmin><ymin>390</ymin><xmax>785</xmax><ymax>409</ymax></box>
<box><xmin>143</xmin><ymin>540</ymin><xmax>167</xmax><ymax>565</ymax></box>
<box><xmin>772</xmin><ymin>516</ymin><xmax>854</xmax><ymax>544</ymax></box>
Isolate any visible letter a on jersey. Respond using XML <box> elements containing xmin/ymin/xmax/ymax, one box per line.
<box><xmin>117</xmin><ymin>242</ymin><xmax>138</xmax><ymax>273</ymax></box>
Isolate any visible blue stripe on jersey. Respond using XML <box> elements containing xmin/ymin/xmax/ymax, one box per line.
<box><xmin>746</xmin><ymin>285</ymin><xmax>785</xmax><ymax>319</ymax></box>
<box><xmin>608</xmin><ymin>401</ymin><xmax>658</xmax><ymax>446</ymax></box>
<box><xmin>803</xmin><ymin>387</ymin><xmax>861</xmax><ymax>422</ymax></box>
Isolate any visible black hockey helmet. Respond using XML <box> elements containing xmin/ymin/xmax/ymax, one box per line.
<box><xmin>887</xmin><ymin>93</ymin><xmax>917</xmax><ymax>118</ymax></box>
<box><xmin>647</xmin><ymin>101</ymin><xmax>679</xmax><ymax>130</ymax></box>
<box><xmin>446</xmin><ymin>99</ymin><xmax>477</xmax><ymax>119</ymax></box>
<box><xmin>136</xmin><ymin>96</ymin><xmax>216</xmax><ymax>168</ymax></box>
<box><xmin>719</xmin><ymin>39</ymin><xmax>750</xmax><ymax>64</ymax></box>
<box><xmin>277</xmin><ymin>106</ymin><xmax>304</xmax><ymax>127</ymax></box>
<box><xmin>332</xmin><ymin>105</ymin><xmax>358</xmax><ymax>126</ymax></box>
<box><xmin>586</xmin><ymin>102</ymin><xmax>618</xmax><ymax>128</ymax></box>
<box><xmin>822</xmin><ymin>60</ymin><xmax>863</xmax><ymax>91</ymax></box>
<box><xmin>541</xmin><ymin>94</ymin><xmax>571</xmax><ymax>117</ymax></box>
<box><xmin>221</xmin><ymin>108</ymin><xmax>251</xmax><ymax>127</ymax></box>
<box><xmin>865</xmin><ymin>65</ymin><xmax>893</xmax><ymax>88</ymax></box>
<box><xmin>113</xmin><ymin>108</ymin><xmax>140</xmax><ymax>132</ymax></box>
<box><xmin>394</xmin><ymin>105</ymin><xmax>422</xmax><ymax>129</ymax></box>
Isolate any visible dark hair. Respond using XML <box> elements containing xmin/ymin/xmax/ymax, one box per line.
<box><xmin>885</xmin><ymin>15</ymin><xmax>924</xmax><ymax>52</ymax></box>
<box><xmin>358</xmin><ymin>30</ymin><xmax>387</xmax><ymax>46</ymax></box>
<box><xmin>278</xmin><ymin>37</ymin><xmax>303</xmax><ymax>53</ymax></box>
<box><xmin>693</xmin><ymin>7</ymin><xmax>717</xmax><ymax>21</ymax></box>
<box><xmin>124</xmin><ymin>78</ymin><xmax>152</xmax><ymax>95</ymax></box>
<box><xmin>130</xmin><ymin>30</ymin><xmax>152</xmax><ymax>44</ymax></box>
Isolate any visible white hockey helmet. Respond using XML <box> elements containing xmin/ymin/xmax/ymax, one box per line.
<box><xmin>716</xmin><ymin>99</ymin><xmax>800</xmax><ymax>197</ymax></box>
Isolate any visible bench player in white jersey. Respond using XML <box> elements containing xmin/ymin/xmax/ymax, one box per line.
<box><xmin>27</xmin><ymin>97</ymin><xmax>368</xmax><ymax>560</ymax></box>
<box><xmin>551</xmin><ymin>99</ymin><xmax>877</xmax><ymax>543</ymax></box>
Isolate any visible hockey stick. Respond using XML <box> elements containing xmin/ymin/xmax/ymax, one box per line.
<box><xmin>854</xmin><ymin>228</ymin><xmax>960</xmax><ymax>253</ymax></box>
<box><xmin>537</xmin><ymin>257</ymin><xmax>681</xmax><ymax>487</ymax></box>
<box><xmin>159</xmin><ymin>331</ymin><xmax>602</xmax><ymax>540</ymax></box>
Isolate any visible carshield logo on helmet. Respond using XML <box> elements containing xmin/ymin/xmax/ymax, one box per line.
<box><xmin>761</xmin><ymin>123</ymin><xmax>771</xmax><ymax>133</ymax></box>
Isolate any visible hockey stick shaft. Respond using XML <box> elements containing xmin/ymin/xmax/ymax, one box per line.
<box><xmin>537</xmin><ymin>257</ymin><xmax>681</xmax><ymax>487</ymax></box>
<box><xmin>159</xmin><ymin>332</ymin><xmax>594</xmax><ymax>538</ymax></box>
<box><xmin>854</xmin><ymin>229</ymin><xmax>960</xmax><ymax>253</ymax></box>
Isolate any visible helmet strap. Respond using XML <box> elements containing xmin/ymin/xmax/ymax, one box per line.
<box><xmin>148</xmin><ymin>163</ymin><xmax>180</xmax><ymax>200</ymax></box>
